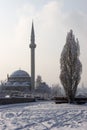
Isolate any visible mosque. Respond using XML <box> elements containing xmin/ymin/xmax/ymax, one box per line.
<box><xmin>0</xmin><ymin>22</ymin><xmax>36</xmax><ymax>97</ymax></box>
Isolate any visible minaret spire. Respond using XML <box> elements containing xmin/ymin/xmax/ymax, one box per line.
<box><xmin>29</xmin><ymin>21</ymin><xmax>36</xmax><ymax>90</ymax></box>
<box><xmin>31</xmin><ymin>21</ymin><xmax>35</xmax><ymax>43</ymax></box>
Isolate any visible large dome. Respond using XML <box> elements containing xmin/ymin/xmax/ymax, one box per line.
<box><xmin>10</xmin><ymin>70</ymin><xmax>30</xmax><ymax>78</ymax></box>
<box><xmin>8</xmin><ymin>69</ymin><xmax>31</xmax><ymax>84</ymax></box>
<box><xmin>5</xmin><ymin>69</ymin><xmax>31</xmax><ymax>89</ymax></box>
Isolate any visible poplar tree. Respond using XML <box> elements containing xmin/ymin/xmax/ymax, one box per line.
<box><xmin>60</xmin><ymin>30</ymin><xmax>82</xmax><ymax>103</ymax></box>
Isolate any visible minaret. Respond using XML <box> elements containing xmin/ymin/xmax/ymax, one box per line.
<box><xmin>29</xmin><ymin>22</ymin><xmax>36</xmax><ymax>90</ymax></box>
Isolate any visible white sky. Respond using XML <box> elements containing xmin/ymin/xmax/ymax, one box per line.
<box><xmin>0</xmin><ymin>0</ymin><xmax>87</xmax><ymax>87</ymax></box>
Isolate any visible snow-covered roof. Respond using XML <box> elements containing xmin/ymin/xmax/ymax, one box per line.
<box><xmin>10</xmin><ymin>70</ymin><xmax>30</xmax><ymax>78</ymax></box>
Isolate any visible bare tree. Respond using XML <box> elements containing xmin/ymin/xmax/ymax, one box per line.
<box><xmin>60</xmin><ymin>30</ymin><xmax>82</xmax><ymax>103</ymax></box>
<box><xmin>51</xmin><ymin>84</ymin><xmax>63</xmax><ymax>97</ymax></box>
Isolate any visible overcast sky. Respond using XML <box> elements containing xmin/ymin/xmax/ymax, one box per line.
<box><xmin>0</xmin><ymin>0</ymin><xmax>87</xmax><ymax>87</ymax></box>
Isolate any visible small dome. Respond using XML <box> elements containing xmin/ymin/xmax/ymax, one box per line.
<box><xmin>6</xmin><ymin>82</ymin><xmax>12</xmax><ymax>86</ymax></box>
<box><xmin>10</xmin><ymin>70</ymin><xmax>30</xmax><ymax>78</ymax></box>
<box><xmin>12</xmin><ymin>82</ymin><xmax>21</xmax><ymax>86</ymax></box>
<box><xmin>22</xmin><ymin>82</ymin><xmax>30</xmax><ymax>86</ymax></box>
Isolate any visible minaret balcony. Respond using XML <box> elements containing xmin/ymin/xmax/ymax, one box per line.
<box><xmin>29</xmin><ymin>44</ymin><xmax>36</xmax><ymax>48</ymax></box>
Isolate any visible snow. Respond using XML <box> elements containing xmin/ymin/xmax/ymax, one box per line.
<box><xmin>0</xmin><ymin>101</ymin><xmax>87</xmax><ymax>130</ymax></box>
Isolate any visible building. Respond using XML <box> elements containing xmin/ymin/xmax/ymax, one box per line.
<box><xmin>0</xmin><ymin>70</ymin><xmax>31</xmax><ymax>97</ymax></box>
<box><xmin>6</xmin><ymin>69</ymin><xmax>31</xmax><ymax>90</ymax></box>
<box><xmin>0</xmin><ymin>22</ymin><xmax>36</xmax><ymax>97</ymax></box>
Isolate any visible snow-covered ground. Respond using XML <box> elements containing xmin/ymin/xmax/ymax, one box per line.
<box><xmin>0</xmin><ymin>101</ymin><xmax>87</xmax><ymax>130</ymax></box>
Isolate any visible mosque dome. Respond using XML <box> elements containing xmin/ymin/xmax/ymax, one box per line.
<box><xmin>10</xmin><ymin>70</ymin><xmax>30</xmax><ymax>78</ymax></box>
<box><xmin>7</xmin><ymin>69</ymin><xmax>31</xmax><ymax>85</ymax></box>
<box><xmin>1</xmin><ymin>69</ymin><xmax>31</xmax><ymax>95</ymax></box>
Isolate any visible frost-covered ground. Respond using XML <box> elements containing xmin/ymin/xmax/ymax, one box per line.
<box><xmin>0</xmin><ymin>101</ymin><xmax>87</xmax><ymax>130</ymax></box>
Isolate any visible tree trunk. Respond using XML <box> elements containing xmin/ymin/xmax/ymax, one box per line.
<box><xmin>68</xmin><ymin>92</ymin><xmax>75</xmax><ymax>104</ymax></box>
